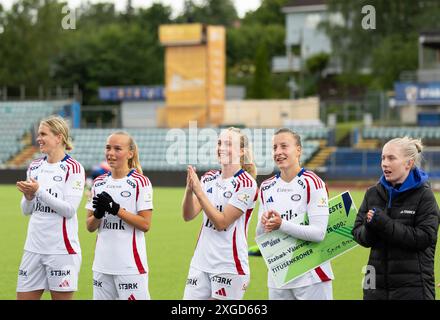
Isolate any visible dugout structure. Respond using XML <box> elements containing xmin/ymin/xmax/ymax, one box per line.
<box><xmin>159</xmin><ymin>23</ymin><xmax>225</xmax><ymax>128</ymax></box>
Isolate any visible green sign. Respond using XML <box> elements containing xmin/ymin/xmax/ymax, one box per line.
<box><xmin>255</xmin><ymin>191</ymin><xmax>358</xmax><ymax>288</ymax></box>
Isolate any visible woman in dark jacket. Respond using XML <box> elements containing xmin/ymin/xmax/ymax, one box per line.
<box><xmin>353</xmin><ymin>137</ymin><xmax>439</xmax><ymax>300</ymax></box>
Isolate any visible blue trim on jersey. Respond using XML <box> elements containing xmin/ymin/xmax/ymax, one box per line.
<box><xmin>127</xmin><ymin>169</ymin><xmax>136</xmax><ymax>177</ymax></box>
<box><xmin>234</xmin><ymin>168</ymin><xmax>245</xmax><ymax>177</ymax></box>
<box><xmin>61</xmin><ymin>154</ymin><xmax>70</xmax><ymax>162</ymax></box>
<box><xmin>297</xmin><ymin>168</ymin><xmax>306</xmax><ymax>177</ymax></box>
<box><xmin>275</xmin><ymin>172</ymin><xmax>281</xmax><ymax>178</ymax></box>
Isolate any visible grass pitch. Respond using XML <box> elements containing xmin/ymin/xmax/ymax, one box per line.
<box><xmin>0</xmin><ymin>185</ymin><xmax>439</xmax><ymax>300</ymax></box>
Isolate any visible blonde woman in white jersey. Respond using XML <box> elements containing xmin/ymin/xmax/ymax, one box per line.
<box><xmin>257</xmin><ymin>128</ymin><xmax>333</xmax><ymax>300</ymax></box>
<box><xmin>86</xmin><ymin>131</ymin><xmax>153</xmax><ymax>300</ymax></box>
<box><xmin>182</xmin><ymin>127</ymin><xmax>258</xmax><ymax>300</ymax></box>
<box><xmin>16</xmin><ymin>116</ymin><xmax>85</xmax><ymax>300</ymax></box>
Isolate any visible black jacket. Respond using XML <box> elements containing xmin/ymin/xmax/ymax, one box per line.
<box><xmin>352</xmin><ymin>181</ymin><xmax>439</xmax><ymax>300</ymax></box>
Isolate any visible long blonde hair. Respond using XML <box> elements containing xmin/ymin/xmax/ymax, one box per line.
<box><xmin>112</xmin><ymin>131</ymin><xmax>143</xmax><ymax>174</ymax></box>
<box><xmin>227</xmin><ymin>127</ymin><xmax>257</xmax><ymax>179</ymax></box>
<box><xmin>384</xmin><ymin>136</ymin><xmax>423</xmax><ymax>168</ymax></box>
<box><xmin>40</xmin><ymin>116</ymin><xmax>73</xmax><ymax>151</ymax></box>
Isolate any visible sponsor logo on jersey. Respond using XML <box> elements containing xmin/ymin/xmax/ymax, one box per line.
<box><xmin>237</xmin><ymin>193</ymin><xmax>249</xmax><ymax>204</ymax></box>
<box><xmin>223</xmin><ymin>191</ymin><xmax>232</xmax><ymax>198</ymax></box>
<box><xmin>29</xmin><ymin>165</ymin><xmax>41</xmax><ymax>171</ymax></box>
<box><xmin>53</xmin><ymin>175</ymin><xmax>63</xmax><ymax>182</ymax></box>
<box><xmin>128</xmin><ymin>294</ymin><xmax>136</xmax><ymax>300</ymax></box>
<box><xmin>42</xmin><ymin>169</ymin><xmax>55</xmax><ymax>174</ymax></box>
<box><xmin>318</xmin><ymin>197</ymin><xmax>328</xmax><ymax>207</ymax></box>
<box><xmin>261</xmin><ymin>180</ymin><xmax>276</xmax><ymax>191</ymax></box>
<box><xmin>281</xmin><ymin>209</ymin><xmax>298</xmax><ymax>220</ymax></box>
<box><xmin>60</xmin><ymin>164</ymin><xmax>67</xmax><ymax>171</ymax></box>
<box><xmin>203</xmin><ymin>175</ymin><xmax>217</xmax><ymax>183</ymax></box>
<box><xmin>72</xmin><ymin>180</ymin><xmax>83</xmax><ymax>190</ymax></box>
<box><xmin>107</xmin><ymin>185</ymin><xmax>122</xmax><ymax>189</ymax></box>
<box><xmin>297</xmin><ymin>179</ymin><xmax>306</xmax><ymax>190</ymax></box>
<box><xmin>93</xmin><ymin>279</ymin><xmax>103</xmax><ymax>287</ymax></box>
<box><xmin>119</xmin><ymin>283</ymin><xmax>138</xmax><ymax>290</ymax></box>
<box><xmin>126</xmin><ymin>179</ymin><xmax>136</xmax><ymax>189</ymax></box>
<box><xmin>18</xmin><ymin>269</ymin><xmax>28</xmax><ymax>277</ymax></box>
<box><xmin>207</xmin><ymin>187</ymin><xmax>213</xmax><ymax>193</ymax></box>
<box><xmin>102</xmin><ymin>218</ymin><xmax>126</xmax><ymax>230</ymax></box>
<box><xmin>291</xmin><ymin>194</ymin><xmax>301</xmax><ymax>201</ymax></box>
<box><xmin>215</xmin><ymin>182</ymin><xmax>226</xmax><ymax>191</ymax></box>
<box><xmin>50</xmin><ymin>270</ymin><xmax>71</xmax><ymax>277</ymax></box>
<box><xmin>146</xmin><ymin>193</ymin><xmax>152</xmax><ymax>201</ymax></box>
<box><xmin>211</xmin><ymin>276</ymin><xmax>232</xmax><ymax>286</ymax></box>
<box><xmin>186</xmin><ymin>278</ymin><xmax>198</xmax><ymax>286</ymax></box>
<box><xmin>277</xmin><ymin>188</ymin><xmax>294</xmax><ymax>193</ymax></box>
<box><xmin>121</xmin><ymin>191</ymin><xmax>131</xmax><ymax>198</ymax></box>
<box><xmin>35</xmin><ymin>188</ymin><xmax>58</xmax><ymax>214</ymax></box>
<box><xmin>400</xmin><ymin>209</ymin><xmax>415</xmax><ymax>215</ymax></box>
<box><xmin>95</xmin><ymin>181</ymin><xmax>106</xmax><ymax>187</ymax></box>
<box><xmin>266</xmin><ymin>196</ymin><xmax>274</xmax><ymax>203</ymax></box>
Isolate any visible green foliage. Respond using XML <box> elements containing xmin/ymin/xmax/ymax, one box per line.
<box><xmin>249</xmin><ymin>42</ymin><xmax>272</xmax><ymax>99</ymax></box>
<box><xmin>321</xmin><ymin>0</ymin><xmax>440</xmax><ymax>90</ymax></box>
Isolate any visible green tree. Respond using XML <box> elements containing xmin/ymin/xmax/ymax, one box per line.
<box><xmin>249</xmin><ymin>42</ymin><xmax>271</xmax><ymax>99</ymax></box>
<box><xmin>177</xmin><ymin>0</ymin><xmax>238</xmax><ymax>26</ymax></box>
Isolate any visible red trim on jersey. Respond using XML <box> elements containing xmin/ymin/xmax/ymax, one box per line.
<box><xmin>136</xmin><ymin>182</ymin><xmax>139</xmax><ymax>201</ymax></box>
<box><xmin>235</xmin><ymin>181</ymin><xmax>241</xmax><ymax>192</ymax></box>
<box><xmin>232</xmin><ymin>227</ymin><xmax>245</xmax><ymax>275</ymax></box>
<box><xmin>314</xmin><ymin>266</ymin><xmax>331</xmax><ymax>282</ymax></box>
<box><xmin>260</xmin><ymin>188</ymin><xmax>264</xmax><ymax>204</ymax></box>
<box><xmin>66</xmin><ymin>158</ymin><xmax>79</xmax><ymax>174</ymax></box>
<box><xmin>65</xmin><ymin>166</ymin><xmax>70</xmax><ymax>182</ymax></box>
<box><xmin>30</xmin><ymin>157</ymin><xmax>45</xmax><ymax>165</ymax></box>
<box><xmin>132</xmin><ymin>172</ymin><xmax>149</xmax><ymax>187</ymax></box>
<box><xmin>238</xmin><ymin>172</ymin><xmax>252</xmax><ymax>188</ymax></box>
<box><xmin>303</xmin><ymin>172</ymin><xmax>318</xmax><ymax>189</ymax></box>
<box><xmin>305</xmin><ymin>178</ymin><xmax>311</xmax><ymax>204</ymax></box>
<box><xmin>93</xmin><ymin>173</ymin><xmax>108</xmax><ymax>183</ymax></box>
<box><xmin>62</xmin><ymin>217</ymin><xmax>76</xmax><ymax>254</ymax></box>
<box><xmin>132</xmin><ymin>230</ymin><xmax>146</xmax><ymax>274</ymax></box>
<box><xmin>244</xmin><ymin>208</ymin><xmax>253</xmax><ymax>235</ymax></box>
<box><xmin>325</xmin><ymin>185</ymin><xmax>329</xmax><ymax>197</ymax></box>
<box><xmin>307</xmin><ymin>171</ymin><xmax>323</xmax><ymax>188</ymax></box>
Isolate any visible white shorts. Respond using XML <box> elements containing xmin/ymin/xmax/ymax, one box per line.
<box><xmin>17</xmin><ymin>251</ymin><xmax>81</xmax><ymax>292</ymax></box>
<box><xmin>269</xmin><ymin>281</ymin><xmax>333</xmax><ymax>300</ymax></box>
<box><xmin>183</xmin><ymin>266</ymin><xmax>250</xmax><ymax>300</ymax></box>
<box><xmin>93</xmin><ymin>271</ymin><xmax>150</xmax><ymax>300</ymax></box>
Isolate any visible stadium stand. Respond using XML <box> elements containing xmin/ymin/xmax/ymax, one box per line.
<box><xmin>0</xmin><ymin>101</ymin><xmax>66</xmax><ymax>166</ymax></box>
<box><xmin>68</xmin><ymin>128</ymin><xmax>325</xmax><ymax>172</ymax></box>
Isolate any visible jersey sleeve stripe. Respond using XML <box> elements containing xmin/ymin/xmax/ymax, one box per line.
<box><xmin>232</xmin><ymin>227</ymin><xmax>245</xmax><ymax>275</ymax></box>
<box><xmin>132</xmin><ymin>175</ymin><xmax>145</xmax><ymax>188</ymax></box>
<box><xmin>307</xmin><ymin>171</ymin><xmax>324</xmax><ymax>188</ymax></box>
<box><xmin>304</xmin><ymin>178</ymin><xmax>311</xmax><ymax>204</ymax></box>
<box><xmin>132</xmin><ymin>172</ymin><xmax>148</xmax><ymax>187</ymax></box>
<box><xmin>68</xmin><ymin>158</ymin><xmax>80</xmax><ymax>174</ymax></box>
<box><xmin>303</xmin><ymin>172</ymin><xmax>318</xmax><ymax>189</ymax></box>
<box><xmin>235</xmin><ymin>181</ymin><xmax>241</xmax><ymax>192</ymax></box>
<box><xmin>132</xmin><ymin>230</ymin><xmax>146</xmax><ymax>274</ymax></box>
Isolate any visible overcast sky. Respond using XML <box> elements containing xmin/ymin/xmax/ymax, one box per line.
<box><xmin>0</xmin><ymin>0</ymin><xmax>262</xmax><ymax>18</ymax></box>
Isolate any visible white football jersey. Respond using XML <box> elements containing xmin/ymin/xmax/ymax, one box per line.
<box><xmin>24</xmin><ymin>155</ymin><xmax>84</xmax><ymax>254</ymax></box>
<box><xmin>86</xmin><ymin>169</ymin><xmax>153</xmax><ymax>275</ymax></box>
<box><xmin>258</xmin><ymin>168</ymin><xmax>334</xmax><ymax>289</ymax></box>
<box><xmin>190</xmin><ymin>169</ymin><xmax>258</xmax><ymax>275</ymax></box>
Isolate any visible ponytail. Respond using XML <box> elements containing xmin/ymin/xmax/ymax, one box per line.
<box><xmin>112</xmin><ymin>131</ymin><xmax>143</xmax><ymax>174</ymax></box>
<box><xmin>228</xmin><ymin>127</ymin><xmax>257</xmax><ymax>179</ymax></box>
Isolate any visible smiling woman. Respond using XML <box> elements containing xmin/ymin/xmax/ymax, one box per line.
<box><xmin>15</xmin><ymin>116</ymin><xmax>85</xmax><ymax>301</ymax></box>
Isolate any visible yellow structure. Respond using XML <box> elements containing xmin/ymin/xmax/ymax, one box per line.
<box><xmin>159</xmin><ymin>24</ymin><xmax>225</xmax><ymax>127</ymax></box>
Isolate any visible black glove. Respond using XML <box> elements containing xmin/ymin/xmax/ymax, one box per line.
<box><xmin>92</xmin><ymin>196</ymin><xmax>106</xmax><ymax>219</ymax></box>
<box><xmin>96</xmin><ymin>191</ymin><xmax>120</xmax><ymax>216</ymax></box>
